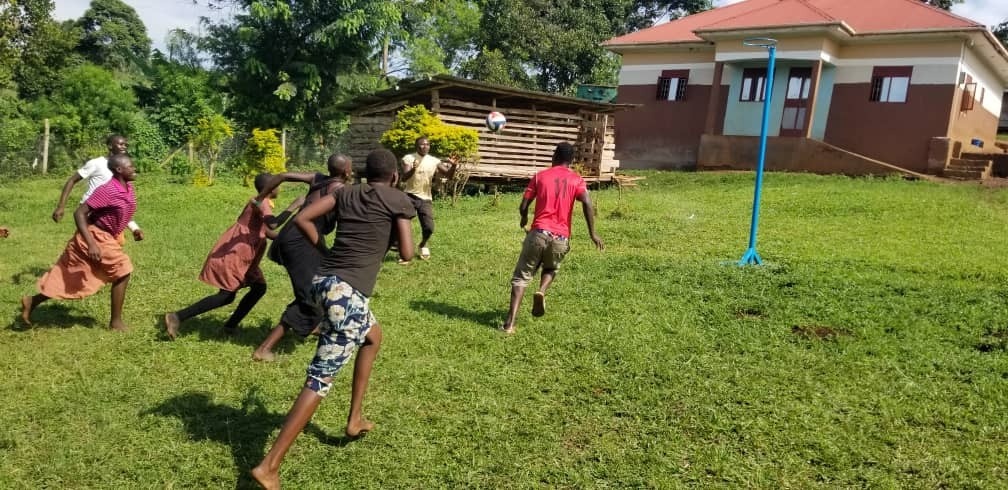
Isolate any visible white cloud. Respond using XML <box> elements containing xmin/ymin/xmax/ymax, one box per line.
<box><xmin>53</xmin><ymin>0</ymin><xmax>235</xmax><ymax>53</ymax></box>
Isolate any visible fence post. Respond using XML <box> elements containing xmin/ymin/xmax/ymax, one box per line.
<box><xmin>42</xmin><ymin>118</ymin><xmax>49</xmax><ymax>175</ymax></box>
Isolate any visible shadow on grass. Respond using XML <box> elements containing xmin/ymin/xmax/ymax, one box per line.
<box><xmin>145</xmin><ymin>388</ymin><xmax>356</xmax><ymax>489</ymax></box>
<box><xmin>409</xmin><ymin>299</ymin><xmax>500</xmax><ymax>330</ymax></box>
<box><xmin>9</xmin><ymin>265</ymin><xmax>48</xmax><ymax>286</ymax></box>
<box><xmin>8</xmin><ymin>302</ymin><xmax>98</xmax><ymax>331</ymax></box>
<box><xmin>154</xmin><ymin>316</ymin><xmax>300</xmax><ymax>355</ymax></box>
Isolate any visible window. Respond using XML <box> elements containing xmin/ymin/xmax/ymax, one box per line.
<box><xmin>740</xmin><ymin>68</ymin><xmax>767</xmax><ymax>102</ymax></box>
<box><xmin>657</xmin><ymin>69</ymin><xmax>688</xmax><ymax>101</ymax></box>
<box><xmin>869</xmin><ymin>66</ymin><xmax>912</xmax><ymax>103</ymax></box>
<box><xmin>961</xmin><ymin>82</ymin><xmax>977</xmax><ymax>111</ymax></box>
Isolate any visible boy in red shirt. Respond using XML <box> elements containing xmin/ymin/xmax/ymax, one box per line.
<box><xmin>502</xmin><ymin>142</ymin><xmax>604</xmax><ymax>334</ymax></box>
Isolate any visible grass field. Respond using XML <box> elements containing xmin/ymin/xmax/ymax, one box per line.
<box><xmin>1</xmin><ymin>170</ymin><xmax>1007</xmax><ymax>488</ymax></box>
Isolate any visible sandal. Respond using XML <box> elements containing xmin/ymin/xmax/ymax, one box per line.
<box><xmin>531</xmin><ymin>292</ymin><xmax>546</xmax><ymax>317</ymax></box>
<box><xmin>419</xmin><ymin>247</ymin><xmax>431</xmax><ymax>260</ymax></box>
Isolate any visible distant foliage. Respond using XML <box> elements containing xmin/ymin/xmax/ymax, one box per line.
<box><xmin>128</xmin><ymin>114</ymin><xmax>168</xmax><ymax>172</ymax></box>
<box><xmin>191</xmin><ymin>113</ymin><xmax>233</xmax><ymax>182</ymax></box>
<box><xmin>379</xmin><ymin>105</ymin><xmax>478</xmax><ymax>161</ymax></box>
<box><xmin>239</xmin><ymin>128</ymin><xmax>287</xmax><ymax>185</ymax></box>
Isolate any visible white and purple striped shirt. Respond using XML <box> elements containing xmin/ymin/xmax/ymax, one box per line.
<box><xmin>85</xmin><ymin>179</ymin><xmax>136</xmax><ymax>236</ymax></box>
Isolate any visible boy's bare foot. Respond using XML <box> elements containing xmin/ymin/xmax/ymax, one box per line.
<box><xmin>164</xmin><ymin>312</ymin><xmax>179</xmax><ymax>340</ymax></box>
<box><xmin>250</xmin><ymin>464</ymin><xmax>279</xmax><ymax>490</ymax></box>
<box><xmin>20</xmin><ymin>296</ymin><xmax>33</xmax><ymax>325</ymax></box>
<box><xmin>531</xmin><ymin>292</ymin><xmax>546</xmax><ymax>317</ymax></box>
<box><xmin>501</xmin><ymin>323</ymin><xmax>516</xmax><ymax>335</ymax></box>
<box><xmin>252</xmin><ymin>349</ymin><xmax>277</xmax><ymax>362</ymax></box>
<box><xmin>345</xmin><ymin>417</ymin><xmax>375</xmax><ymax>438</ymax></box>
<box><xmin>109</xmin><ymin>319</ymin><xmax>129</xmax><ymax>332</ymax></box>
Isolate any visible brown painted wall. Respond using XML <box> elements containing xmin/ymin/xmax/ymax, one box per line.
<box><xmin>823</xmin><ymin>83</ymin><xmax>955</xmax><ymax>173</ymax></box>
<box><xmin>614</xmin><ymin>84</ymin><xmax>724</xmax><ymax>169</ymax></box>
<box><xmin>698</xmin><ymin>135</ymin><xmax>913</xmax><ymax>175</ymax></box>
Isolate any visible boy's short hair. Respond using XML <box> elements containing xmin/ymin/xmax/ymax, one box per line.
<box><xmin>254</xmin><ymin>173</ymin><xmax>273</xmax><ymax>192</ymax></box>
<box><xmin>553</xmin><ymin>142</ymin><xmax>575</xmax><ymax>164</ymax></box>
<box><xmin>107</xmin><ymin>153</ymin><xmax>131</xmax><ymax>171</ymax></box>
<box><xmin>327</xmin><ymin>154</ymin><xmax>351</xmax><ymax>176</ymax></box>
<box><xmin>106</xmin><ymin>134</ymin><xmax>126</xmax><ymax>145</ymax></box>
<box><xmin>365</xmin><ymin>149</ymin><xmax>398</xmax><ymax>181</ymax></box>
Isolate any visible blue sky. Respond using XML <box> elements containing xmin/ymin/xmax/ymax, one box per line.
<box><xmin>54</xmin><ymin>0</ymin><xmax>1008</xmax><ymax>55</ymax></box>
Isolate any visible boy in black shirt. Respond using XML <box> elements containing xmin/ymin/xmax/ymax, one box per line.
<box><xmin>252</xmin><ymin>149</ymin><xmax>415</xmax><ymax>490</ymax></box>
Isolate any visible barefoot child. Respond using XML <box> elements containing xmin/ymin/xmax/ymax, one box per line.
<box><xmin>22</xmin><ymin>154</ymin><xmax>141</xmax><ymax>331</ymax></box>
<box><xmin>251</xmin><ymin>149</ymin><xmax>415</xmax><ymax>490</ymax></box>
<box><xmin>501</xmin><ymin>142</ymin><xmax>604</xmax><ymax>334</ymax></box>
<box><xmin>164</xmin><ymin>174</ymin><xmax>301</xmax><ymax>338</ymax></box>
<box><xmin>251</xmin><ymin>154</ymin><xmax>352</xmax><ymax>361</ymax></box>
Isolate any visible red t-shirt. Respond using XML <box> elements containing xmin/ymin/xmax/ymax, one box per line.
<box><xmin>85</xmin><ymin>179</ymin><xmax>136</xmax><ymax>236</ymax></box>
<box><xmin>523</xmin><ymin>165</ymin><xmax>587</xmax><ymax>238</ymax></box>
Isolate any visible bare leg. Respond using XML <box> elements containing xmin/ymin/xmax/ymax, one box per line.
<box><xmin>21</xmin><ymin>294</ymin><xmax>48</xmax><ymax>325</ymax></box>
<box><xmin>502</xmin><ymin>285</ymin><xmax>526</xmax><ymax>334</ymax></box>
<box><xmin>538</xmin><ymin>269</ymin><xmax>556</xmax><ymax>295</ymax></box>
<box><xmin>346</xmin><ymin>324</ymin><xmax>382</xmax><ymax>437</ymax></box>
<box><xmin>164</xmin><ymin>312</ymin><xmax>180</xmax><ymax>340</ymax></box>
<box><xmin>253</xmin><ymin>323</ymin><xmax>287</xmax><ymax>361</ymax></box>
<box><xmin>251</xmin><ymin>385</ymin><xmax>326</xmax><ymax>490</ymax></box>
<box><xmin>108</xmin><ymin>274</ymin><xmax>130</xmax><ymax>331</ymax></box>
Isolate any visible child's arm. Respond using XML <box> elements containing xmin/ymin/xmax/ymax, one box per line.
<box><xmin>265</xmin><ymin>195</ymin><xmax>306</xmax><ymax>229</ymax></box>
<box><xmin>253</xmin><ymin>172</ymin><xmax>318</xmax><ymax>203</ymax></box>
<box><xmin>576</xmin><ymin>191</ymin><xmax>604</xmax><ymax>251</ymax></box>
<box><xmin>394</xmin><ymin>217</ymin><xmax>415</xmax><ymax>263</ymax></box>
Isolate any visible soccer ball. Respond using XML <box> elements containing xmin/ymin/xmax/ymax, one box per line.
<box><xmin>485</xmin><ymin>111</ymin><xmax>506</xmax><ymax>132</ymax></box>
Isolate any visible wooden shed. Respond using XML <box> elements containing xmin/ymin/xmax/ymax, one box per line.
<box><xmin>341</xmin><ymin>75</ymin><xmax>635</xmax><ymax>182</ymax></box>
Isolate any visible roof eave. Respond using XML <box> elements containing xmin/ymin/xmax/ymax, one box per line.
<box><xmin>603</xmin><ymin>40</ymin><xmax>714</xmax><ymax>54</ymax></box>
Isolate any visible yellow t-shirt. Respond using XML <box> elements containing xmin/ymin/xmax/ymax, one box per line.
<box><xmin>401</xmin><ymin>153</ymin><xmax>441</xmax><ymax>201</ymax></box>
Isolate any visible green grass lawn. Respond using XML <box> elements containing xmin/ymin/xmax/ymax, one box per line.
<box><xmin>1</xmin><ymin>170</ymin><xmax>1007</xmax><ymax>488</ymax></box>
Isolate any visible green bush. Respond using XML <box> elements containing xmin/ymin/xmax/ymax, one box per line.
<box><xmin>128</xmin><ymin>114</ymin><xmax>168</xmax><ymax>173</ymax></box>
<box><xmin>238</xmin><ymin>128</ymin><xmax>287</xmax><ymax>185</ymax></box>
<box><xmin>379</xmin><ymin>105</ymin><xmax>478</xmax><ymax>160</ymax></box>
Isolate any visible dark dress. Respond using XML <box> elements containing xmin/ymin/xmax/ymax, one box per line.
<box><xmin>270</xmin><ymin>174</ymin><xmax>341</xmax><ymax>336</ymax></box>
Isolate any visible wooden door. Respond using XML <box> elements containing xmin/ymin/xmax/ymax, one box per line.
<box><xmin>779</xmin><ymin>67</ymin><xmax>812</xmax><ymax>137</ymax></box>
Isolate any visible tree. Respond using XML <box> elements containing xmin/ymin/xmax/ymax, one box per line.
<box><xmin>29</xmin><ymin>63</ymin><xmax>138</xmax><ymax>165</ymax></box>
<box><xmin>164</xmin><ymin>28</ymin><xmax>205</xmax><ymax>69</ymax></box>
<box><xmin>994</xmin><ymin>21</ymin><xmax>1008</xmax><ymax>50</ymax></box>
<box><xmin>75</xmin><ymin>0</ymin><xmax>151</xmax><ymax>73</ymax></box>
<box><xmin>463</xmin><ymin>0</ymin><xmax>710</xmax><ymax>95</ymax></box>
<box><xmin>918</xmin><ymin>0</ymin><xmax>963</xmax><ymax>10</ymax></box>
<box><xmin>203</xmin><ymin>0</ymin><xmax>402</xmax><ymax>137</ymax></box>
<box><xmin>0</xmin><ymin>0</ymin><xmax>81</xmax><ymax>99</ymax></box>
<box><xmin>138</xmin><ymin>56</ymin><xmax>222</xmax><ymax>148</ymax></box>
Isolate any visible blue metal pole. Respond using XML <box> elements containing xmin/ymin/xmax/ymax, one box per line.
<box><xmin>738</xmin><ymin>43</ymin><xmax>777</xmax><ymax>266</ymax></box>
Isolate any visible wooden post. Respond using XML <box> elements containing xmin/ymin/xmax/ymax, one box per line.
<box><xmin>282</xmin><ymin>128</ymin><xmax>287</xmax><ymax>160</ymax></box>
<box><xmin>188</xmin><ymin>141</ymin><xmax>194</xmax><ymax>168</ymax></box>
<box><xmin>41</xmin><ymin>118</ymin><xmax>49</xmax><ymax>174</ymax></box>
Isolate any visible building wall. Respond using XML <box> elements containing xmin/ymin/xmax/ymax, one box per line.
<box><xmin>615</xmin><ymin>50</ymin><xmax>718</xmax><ymax>169</ymax></box>
<box><xmin>823</xmin><ymin>42</ymin><xmax>964</xmax><ymax>172</ymax></box>
<box><xmin>810</xmin><ymin>65</ymin><xmax>836</xmax><ymax>140</ymax></box>
<box><xmin>949</xmin><ymin>46</ymin><xmax>1003</xmax><ymax>150</ymax></box>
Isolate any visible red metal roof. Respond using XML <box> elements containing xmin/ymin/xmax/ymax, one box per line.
<box><xmin>604</xmin><ymin>0</ymin><xmax>983</xmax><ymax>46</ymax></box>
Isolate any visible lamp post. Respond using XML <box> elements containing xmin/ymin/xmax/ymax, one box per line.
<box><xmin>738</xmin><ymin>37</ymin><xmax>778</xmax><ymax>266</ymax></box>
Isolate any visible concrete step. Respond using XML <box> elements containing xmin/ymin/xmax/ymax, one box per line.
<box><xmin>943</xmin><ymin>168</ymin><xmax>985</xmax><ymax>180</ymax></box>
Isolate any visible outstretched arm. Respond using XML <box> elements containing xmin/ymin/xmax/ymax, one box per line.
<box><xmin>576</xmin><ymin>191</ymin><xmax>604</xmax><ymax>250</ymax></box>
<box><xmin>253</xmin><ymin>172</ymin><xmax>318</xmax><ymax>202</ymax></box>
<box><xmin>436</xmin><ymin>157</ymin><xmax>458</xmax><ymax>176</ymax></box>
<box><xmin>294</xmin><ymin>194</ymin><xmax>336</xmax><ymax>252</ymax></box>
<box><xmin>53</xmin><ymin>173</ymin><xmax>83</xmax><ymax>222</ymax></box>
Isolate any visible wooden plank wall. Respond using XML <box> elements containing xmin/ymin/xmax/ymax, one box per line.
<box><xmin>348</xmin><ymin>97</ymin><xmax>619</xmax><ymax>180</ymax></box>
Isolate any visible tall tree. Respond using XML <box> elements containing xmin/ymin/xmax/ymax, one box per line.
<box><xmin>993</xmin><ymin>21</ymin><xmax>1008</xmax><ymax>50</ymax></box>
<box><xmin>462</xmin><ymin>0</ymin><xmax>711</xmax><ymax>95</ymax></box>
<box><xmin>203</xmin><ymin>0</ymin><xmax>402</xmax><ymax>135</ymax></box>
<box><xmin>75</xmin><ymin>0</ymin><xmax>151</xmax><ymax>73</ymax></box>
<box><xmin>918</xmin><ymin>0</ymin><xmax>963</xmax><ymax>10</ymax></box>
<box><xmin>0</xmin><ymin>0</ymin><xmax>80</xmax><ymax>98</ymax></box>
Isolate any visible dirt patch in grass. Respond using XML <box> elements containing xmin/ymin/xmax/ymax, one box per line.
<box><xmin>736</xmin><ymin>307</ymin><xmax>764</xmax><ymax>319</ymax></box>
<box><xmin>976</xmin><ymin>329</ymin><xmax>1008</xmax><ymax>353</ymax></box>
<box><xmin>792</xmin><ymin>325</ymin><xmax>852</xmax><ymax>341</ymax></box>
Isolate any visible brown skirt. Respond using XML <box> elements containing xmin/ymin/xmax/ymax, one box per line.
<box><xmin>37</xmin><ymin>225</ymin><xmax>133</xmax><ymax>299</ymax></box>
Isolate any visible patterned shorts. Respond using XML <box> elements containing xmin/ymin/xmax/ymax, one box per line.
<box><xmin>305</xmin><ymin>275</ymin><xmax>375</xmax><ymax>397</ymax></box>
